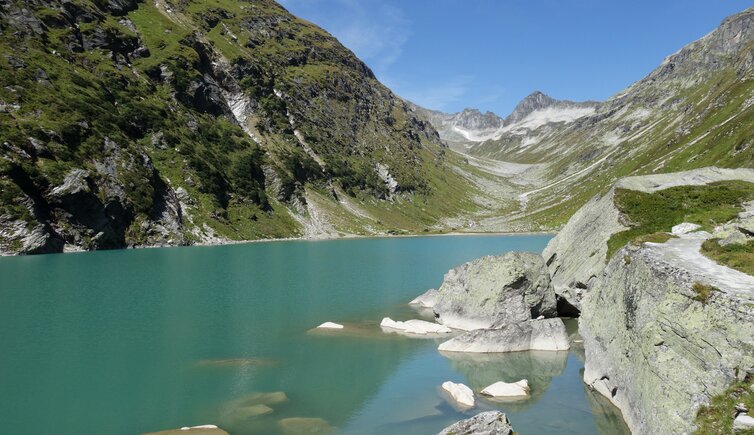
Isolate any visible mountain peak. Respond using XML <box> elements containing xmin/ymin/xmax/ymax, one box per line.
<box><xmin>506</xmin><ymin>91</ymin><xmax>557</xmax><ymax>124</ymax></box>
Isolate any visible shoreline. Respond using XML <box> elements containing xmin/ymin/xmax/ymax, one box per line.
<box><xmin>0</xmin><ymin>230</ymin><xmax>557</xmax><ymax>257</ymax></box>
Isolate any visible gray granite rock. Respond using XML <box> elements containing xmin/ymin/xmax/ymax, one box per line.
<box><xmin>437</xmin><ymin>411</ymin><xmax>514</xmax><ymax>435</ymax></box>
<box><xmin>425</xmin><ymin>252</ymin><xmax>556</xmax><ymax>330</ymax></box>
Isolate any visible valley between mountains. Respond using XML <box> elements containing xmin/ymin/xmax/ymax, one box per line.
<box><xmin>3</xmin><ymin>1</ymin><xmax>754</xmax><ymax>254</ymax></box>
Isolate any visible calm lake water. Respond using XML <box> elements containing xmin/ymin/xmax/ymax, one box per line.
<box><xmin>0</xmin><ymin>235</ymin><xmax>629</xmax><ymax>434</ymax></box>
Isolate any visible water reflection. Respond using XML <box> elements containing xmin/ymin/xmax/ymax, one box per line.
<box><xmin>440</xmin><ymin>350</ymin><xmax>569</xmax><ymax>411</ymax></box>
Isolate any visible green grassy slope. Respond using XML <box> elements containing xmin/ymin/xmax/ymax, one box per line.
<box><xmin>0</xmin><ymin>0</ymin><xmax>481</xmax><ymax>253</ymax></box>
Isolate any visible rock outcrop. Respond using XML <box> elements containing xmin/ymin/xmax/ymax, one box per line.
<box><xmin>437</xmin><ymin>411</ymin><xmax>513</xmax><ymax>435</ymax></box>
<box><xmin>420</xmin><ymin>252</ymin><xmax>557</xmax><ymax>331</ymax></box>
<box><xmin>581</xmin><ymin>238</ymin><xmax>754</xmax><ymax>435</ymax></box>
<box><xmin>437</xmin><ymin>411</ymin><xmax>514</xmax><ymax>435</ymax></box>
<box><xmin>542</xmin><ymin>167</ymin><xmax>754</xmax><ymax>435</ymax></box>
<box><xmin>437</xmin><ymin>318</ymin><xmax>570</xmax><ymax>353</ymax></box>
<box><xmin>543</xmin><ymin>167</ymin><xmax>754</xmax><ymax>311</ymax></box>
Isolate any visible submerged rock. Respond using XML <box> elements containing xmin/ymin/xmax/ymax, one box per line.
<box><xmin>480</xmin><ymin>380</ymin><xmax>530</xmax><ymax>400</ymax></box>
<box><xmin>278</xmin><ymin>417</ymin><xmax>336</xmax><ymax>435</ymax></box>
<box><xmin>422</xmin><ymin>252</ymin><xmax>556</xmax><ymax>331</ymax></box>
<box><xmin>437</xmin><ymin>411</ymin><xmax>514</xmax><ymax>435</ymax></box>
<box><xmin>438</xmin><ymin>318</ymin><xmax>570</xmax><ymax>353</ymax></box>
<box><xmin>144</xmin><ymin>424</ymin><xmax>228</xmax><ymax>435</ymax></box>
<box><xmin>380</xmin><ymin>317</ymin><xmax>452</xmax><ymax>335</ymax></box>
<box><xmin>441</xmin><ymin>381</ymin><xmax>475</xmax><ymax>408</ymax></box>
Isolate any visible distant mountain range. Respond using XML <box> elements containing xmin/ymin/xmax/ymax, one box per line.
<box><xmin>410</xmin><ymin>6</ymin><xmax>754</xmax><ymax>230</ymax></box>
<box><xmin>2</xmin><ymin>0</ymin><xmax>754</xmax><ymax>254</ymax></box>
<box><xmin>408</xmin><ymin>91</ymin><xmax>597</xmax><ymax>149</ymax></box>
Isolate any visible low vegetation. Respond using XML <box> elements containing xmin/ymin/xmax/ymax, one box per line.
<box><xmin>606</xmin><ymin>181</ymin><xmax>754</xmax><ymax>260</ymax></box>
<box><xmin>695</xmin><ymin>373</ymin><xmax>754</xmax><ymax>434</ymax></box>
<box><xmin>691</xmin><ymin>282</ymin><xmax>720</xmax><ymax>304</ymax></box>
<box><xmin>701</xmin><ymin>239</ymin><xmax>754</xmax><ymax>276</ymax></box>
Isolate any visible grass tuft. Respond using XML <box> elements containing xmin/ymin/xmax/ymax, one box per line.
<box><xmin>695</xmin><ymin>373</ymin><xmax>754</xmax><ymax>434</ymax></box>
<box><xmin>691</xmin><ymin>282</ymin><xmax>720</xmax><ymax>304</ymax></box>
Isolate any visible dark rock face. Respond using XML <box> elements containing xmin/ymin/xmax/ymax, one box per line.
<box><xmin>505</xmin><ymin>91</ymin><xmax>557</xmax><ymax>124</ymax></box>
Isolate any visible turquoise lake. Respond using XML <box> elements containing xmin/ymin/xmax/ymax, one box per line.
<box><xmin>0</xmin><ymin>235</ymin><xmax>630</xmax><ymax>434</ymax></box>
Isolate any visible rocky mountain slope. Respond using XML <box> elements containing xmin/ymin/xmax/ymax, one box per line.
<box><xmin>414</xmin><ymin>7</ymin><xmax>754</xmax><ymax>232</ymax></box>
<box><xmin>542</xmin><ymin>167</ymin><xmax>754</xmax><ymax>434</ymax></box>
<box><xmin>0</xmin><ymin>0</ymin><xmax>493</xmax><ymax>254</ymax></box>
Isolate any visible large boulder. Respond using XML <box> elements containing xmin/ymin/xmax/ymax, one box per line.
<box><xmin>437</xmin><ymin>318</ymin><xmax>570</xmax><ymax>353</ymax></box>
<box><xmin>437</xmin><ymin>411</ymin><xmax>514</xmax><ymax>435</ymax></box>
<box><xmin>421</xmin><ymin>252</ymin><xmax>556</xmax><ymax>330</ymax></box>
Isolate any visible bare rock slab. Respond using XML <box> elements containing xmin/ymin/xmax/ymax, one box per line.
<box><xmin>438</xmin><ymin>318</ymin><xmax>570</xmax><ymax>353</ymax></box>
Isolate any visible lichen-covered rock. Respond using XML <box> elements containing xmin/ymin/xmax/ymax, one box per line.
<box><xmin>581</xmin><ymin>241</ymin><xmax>754</xmax><ymax>435</ymax></box>
<box><xmin>543</xmin><ymin>167</ymin><xmax>754</xmax><ymax>312</ymax></box>
<box><xmin>437</xmin><ymin>318</ymin><xmax>570</xmax><ymax>353</ymax></box>
<box><xmin>437</xmin><ymin>411</ymin><xmax>514</xmax><ymax>435</ymax></box>
<box><xmin>427</xmin><ymin>252</ymin><xmax>557</xmax><ymax>330</ymax></box>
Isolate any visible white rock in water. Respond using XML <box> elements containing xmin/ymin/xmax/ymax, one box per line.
<box><xmin>734</xmin><ymin>414</ymin><xmax>754</xmax><ymax>431</ymax></box>
<box><xmin>671</xmin><ymin>222</ymin><xmax>701</xmax><ymax>235</ymax></box>
<box><xmin>316</xmin><ymin>322</ymin><xmax>343</xmax><ymax>329</ymax></box>
<box><xmin>180</xmin><ymin>425</ymin><xmax>219</xmax><ymax>430</ymax></box>
<box><xmin>380</xmin><ymin>317</ymin><xmax>452</xmax><ymax>335</ymax></box>
<box><xmin>441</xmin><ymin>381</ymin><xmax>475</xmax><ymax>408</ymax></box>
<box><xmin>409</xmin><ymin>289</ymin><xmax>438</xmax><ymax>308</ymax></box>
<box><xmin>481</xmin><ymin>380</ymin><xmax>530</xmax><ymax>399</ymax></box>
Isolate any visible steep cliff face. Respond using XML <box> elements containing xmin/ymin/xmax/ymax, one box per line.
<box><xmin>0</xmin><ymin>0</ymin><xmax>480</xmax><ymax>254</ymax></box>
<box><xmin>542</xmin><ymin>167</ymin><xmax>754</xmax><ymax>434</ymax></box>
<box><xmin>581</xmin><ymin>238</ymin><xmax>754</xmax><ymax>435</ymax></box>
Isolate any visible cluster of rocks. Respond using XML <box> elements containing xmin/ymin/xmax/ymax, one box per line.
<box><xmin>411</xmin><ymin>252</ymin><xmax>570</xmax><ymax>353</ymax></box>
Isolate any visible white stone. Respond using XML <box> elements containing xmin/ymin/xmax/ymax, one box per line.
<box><xmin>671</xmin><ymin>222</ymin><xmax>701</xmax><ymax>235</ymax></box>
<box><xmin>316</xmin><ymin>322</ymin><xmax>343</xmax><ymax>329</ymax></box>
<box><xmin>441</xmin><ymin>381</ymin><xmax>475</xmax><ymax>408</ymax></box>
<box><xmin>180</xmin><ymin>425</ymin><xmax>219</xmax><ymax>431</ymax></box>
<box><xmin>734</xmin><ymin>414</ymin><xmax>754</xmax><ymax>431</ymax></box>
<box><xmin>380</xmin><ymin>317</ymin><xmax>452</xmax><ymax>335</ymax></box>
<box><xmin>481</xmin><ymin>380</ymin><xmax>530</xmax><ymax>399</ymax></box>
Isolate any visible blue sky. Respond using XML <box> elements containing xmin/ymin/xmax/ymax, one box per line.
<box><xmin>278</xmin><ymin>0</ymin><xmax>753</xmax><ymax>116</ymax></box>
